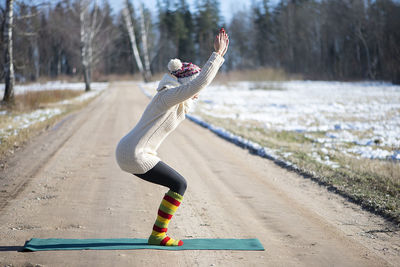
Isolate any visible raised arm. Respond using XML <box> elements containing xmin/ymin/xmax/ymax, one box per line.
<box><xmin>159</xmin><ymin>29</ymin><xmax>229</xmax><ymax>108</ymax></box>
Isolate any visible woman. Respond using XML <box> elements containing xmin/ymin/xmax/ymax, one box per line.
<box><xmin>115</xmin><ymin>28</ymin><xmax>229</xmax><ymax>246</ymax></box>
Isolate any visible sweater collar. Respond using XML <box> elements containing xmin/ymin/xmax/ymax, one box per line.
<box><xmin>156</xmin><ymin>73</ymin><xmax>181</xmax><ymax>91</ymax></box>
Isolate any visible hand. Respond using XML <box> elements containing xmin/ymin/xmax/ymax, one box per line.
<box><xmin>214</xmin><ymin>28</ymin><xmax>229</xmax><ymax>57</ymax></box>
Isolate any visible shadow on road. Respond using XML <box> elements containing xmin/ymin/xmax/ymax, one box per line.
<box><xmin>0</xmin><ymin>245</ymin><xmax>27</xmax><ymax>252</ymax></box>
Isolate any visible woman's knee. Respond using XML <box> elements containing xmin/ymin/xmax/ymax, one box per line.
<box><xmin>174</xmin><ymin>176</ymin><xmax>187</xmax><ymax>195</ymax></box>
<box><xmin>181</xmin><ymin>177</ymin><xmax>188</xmax><ymax>192</ymax></box>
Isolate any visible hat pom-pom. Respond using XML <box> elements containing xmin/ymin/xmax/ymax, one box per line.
<box><xmin>168</xmin><ymin>58</ymin><xmax>182</xmax><ymax>72</ymax></box>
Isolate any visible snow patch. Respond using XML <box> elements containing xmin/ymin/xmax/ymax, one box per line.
<box><xmin>0</xmin><ymin>81</ymin><xmax>108</xmax><ymax>95</ymax></box>
<box><xmin>0</xmin><ymin>108</ymin><xmax>62</xmax><ymax>139</ymax></box>
<box><xmin>0</xmin><ymin>82</ymin><xmax>108</xmax><ymax>142</ymax></box>
<box><xmin>347</xmin><ymin>146</ymin><xmax>395</xmax><ymax>160</ymax></box>
<box><xmin>194</xmin><ymin>80</ymin><xmax>400</xmax><ymax>160</ymax></box>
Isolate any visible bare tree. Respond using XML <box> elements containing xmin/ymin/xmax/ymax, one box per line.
<box><xmin>13</xmin><ymin>3</ymin><xmax>43</xmax><ymax>81</ymax></box>
<box><xmin>3</xmin><ymin>0</ymin><xmax>15</xmax><ymax>102</ymax></box>
<box><xmin>28</xmin><ymin>5</ymin><xmax>42</xmax><ymax>81</ymax></box>
<box><xmin>122</xmin><ymin>0</ymin><xmax>147</xmax><ymax>82</ymax></box>
<box><xmin>79</xmin><ymin>0</ymin><xmax>98</xmax><ymax>91</ymax></box>
<box><xmin>352</xmin><ymin>0</ymin><xmax>374</xmax><ymax>79</ymax></box>
<box><xmin>77</xmin><ymin>0</ymin><xmax>113</xmax><ymax>91</ymax></box>
<box><xmin>139</xmin><ymin>3</ymin><xmax>151</xmax><ymax>81</ymax></box>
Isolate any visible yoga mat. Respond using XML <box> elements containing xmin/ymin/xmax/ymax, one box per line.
<box><xmin>23</xmin><ymin>238</ymin><xmax>264</xmax><ymax>251</ymax></box>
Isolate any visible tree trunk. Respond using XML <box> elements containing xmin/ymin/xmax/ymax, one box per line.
<box><xmin>80</xmin><ymin>1</ymin><xmax>93</xmax><ymax>91</ymax></box>
<box><xmin>57</xmin><ymin>49</ymin><xmax>62</xmax><ymax>76</ymax></box>
<box><xmin>79</xmin><ymin>0</ymin><xmax>97</xmax><ymax>92</ymax></box>
<box><xmin>356</xmin><ymin>27</ymin><xmax>373</xmax><ymax>79</ymax></box>
<box><xmin>3</xmin><ymin>0</ymin><xmax>15</xmax><ymax>103</ymax></box>
<box><xmin>83</xmin><ymin>66</ymin><xmax>91</xmax><ymax>91</ymax></box>
<box><xmin>122</xmin><ymin>1</ymin><xmax>146</xmax><ymax>82</ymax></box>
<box><xmin>80</xmin><ymin>3</ymin><xmax>88</xmax><ymax>90</ymax></box>
<box><xmin>139</xmin><ymin>4</ymin><xmax>151</xmax><ymax>81</ymax></box>
<box><xmin>33</xmin><ymin>37</ymin><xmax>40</xmax><ymax>80</ymax></box>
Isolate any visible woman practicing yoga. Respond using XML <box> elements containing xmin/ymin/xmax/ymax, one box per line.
<box><xmin>115</xmin><ymin>28</ymin><xmax>229</xmax><ymax>246</ymax></box>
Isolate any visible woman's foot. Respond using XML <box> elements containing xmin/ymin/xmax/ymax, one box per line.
<box><xmin>148</xmin><ymin>190</ymin><xmax>184</xmax><ymax>246</ymax></box>
<box><xmin>148</xmin><ymin>234</ymin><xmax>183</xmax><ymax>246</ymax></box>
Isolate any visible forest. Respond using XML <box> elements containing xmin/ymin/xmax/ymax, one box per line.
<box><xmin>1</xmin><ymin>0</ymin><xmax>400</xmax><ymax>97</ymax></box>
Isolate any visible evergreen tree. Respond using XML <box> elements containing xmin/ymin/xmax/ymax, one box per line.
<box><xmin>176</xmin><ymin>0</ymin><xmax>195</xmax><ymax>61</ymax></box>
<box><xmin>110</xmin><ymin>11</ymin><xmax>136</xmax><ymax>74</ymax></box>
<box><xmin>252</xmin><ymin>0</ymin><xmax>273</xmax><ymax>67</ymax></box>
<box><xmin>195</xmin><ymin>0</ymin><xmax>221</xmax><ymax>64</ymax></box>
<box><xmin>228</xmin><ymin>9</ymin><xmax>253</xmax><ymax>69</ymax></box>
<box><xmin>2</xmin><ymin>0</ymin><xmax>400</xmax><ymax>83</ymax></box>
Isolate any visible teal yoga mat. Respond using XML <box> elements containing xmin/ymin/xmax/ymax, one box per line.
<box><xmin>23</xmin><ymin>238</ymin><xmax>264</xmax><ymax>251</ymax></box>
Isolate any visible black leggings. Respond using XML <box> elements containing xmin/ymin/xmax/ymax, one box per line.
<box><xmin>133</xmin><ymin>161</ymin><xmax>187</xmax><ymax>196</ymax></box>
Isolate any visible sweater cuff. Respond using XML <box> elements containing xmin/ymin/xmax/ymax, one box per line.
<box><xmin>210</xmin><ymin>52</ymin><xmax>225</xmax><ymax>66</ymax></box>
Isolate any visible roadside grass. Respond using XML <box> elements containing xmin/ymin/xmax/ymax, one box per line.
<box><xmin>149</xmin><ymin>73</ymin><xmax>165</xmax><ymax>82</ymax></box>
<box><xmin>35</xmin><ymin>74</ymin><xmax>82</xmax><ymax>84</ymax></box>
<box><xmin>248</xmin><ymin>82</ymin><xmax>285</xmax><ymax>91</ymax></box>
<box><xmin>194</xmin><ymin>111</ymin><xmax>400</xmax><ymax>224</ymax></box>
<box><xmin>0</xmin><ymin>89</ymin><xmax>83</xmax><ymax>112</ymax></box>
<box><xmin>34</xmin><ymin>73</ymin><xmax>144</xmax><ymax>83</ymax></box>
<box><xmin>93</xmin><ymin>73</ymin><xmax>144</xmax><ymax>82</ymax></box>
<box><xmin>0</xmin><ymin>111</ymin><xmax>67</xmax><ymax>163</ymax></box>
<box><xmin>214</xmin><ymin>67</ymin><xmax>302</xmax><ymax>84</ymax></box>
<box><xmin>0</xmin><ymin>89</ymin><xmax>101</xmax><ymax>164</ymax></box>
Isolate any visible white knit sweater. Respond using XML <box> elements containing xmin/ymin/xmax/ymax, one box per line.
<box><xmin>115</xmin><ymin>52</ymin><xmax>225</xmax><ymax>174</ymax></box>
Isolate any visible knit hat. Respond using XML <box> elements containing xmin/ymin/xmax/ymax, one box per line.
<box><xmin>168</xmin><ymin>58</ymin><xmax>201</xmax><ymax>84</ymax></box>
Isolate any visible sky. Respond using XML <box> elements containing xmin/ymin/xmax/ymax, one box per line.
<box><xmin>109</xmin><ymin>0</ymin><xmax>278</xmax><ymax>23</ymax></box>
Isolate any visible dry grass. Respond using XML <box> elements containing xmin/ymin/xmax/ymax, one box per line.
<box><xmin>194</xmin><ymin>112</ymin><xmax>400</xmax><ymax>224</ymax></box>
<box><xmin>147</xmin><ymin>67</ymin><xmax>301</xmax><ymax>85</ymax></box>
<box><xmin>33</xmin><ymin>73</ymin><xmax>144</xmax><ymax>84</ymax></box>
<box><xmin>287</xmin><ymin>151</ymin><xmax>400</xmax><ymax>222</ymax></box>
<box><xmin>1</xmin><ymin>90</ymin><xmax>83</xmax><ymax>112</ymax></box>
<box><xmin>39</xmin><ymin>68</ymin><xmax>294</xmax><ymax>85</ymax></box>
<box><xmin>0</xmin><ymin>111</ymin><xmax>67</xmax><ymax>162</ymax></box>
<box><xmin>93</xmin><ymin>73</ymin><xmax>144</xmax><ymax>82</ymax></box>
<box><xmin>35</xmin><ymin>75</ymin><xmax>82</xmax><ymax>84</ymax></box>
<box><xmin>214</xmin><ymin>67</ymin><xmax>302</xmax><ymax>84</ymax></box>
<box><xmin>0</xmin><ymin>89</ymin><xmax>102</xmax><ymax>164</ymax></box>
<box><xmin>26</xmin><ymin>67</ymin><xmax>297</xmax><ymax>85</ymax></box>
<box><xmin>344</xmin><ymin>156</ymin><xmax>400</xmax><ymax>186</ymax></box>
<box><xmin>149</xmin><ymin>72</ymin><xmax>165</xmax><ymax>82</ymax></box>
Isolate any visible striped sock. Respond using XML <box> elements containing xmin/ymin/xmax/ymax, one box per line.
<box><xmin>148</xmin><ymin>190</ymin><xmax>184</xmax><ymax>246</ymax></box>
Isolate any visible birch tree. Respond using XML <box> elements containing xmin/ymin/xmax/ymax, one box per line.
<box><xmin>139</xmin><ymin>3</ymin><xmax>151</xmax><ymax>81</ymax></box>
<box><xmin>123</xmin><ymin>0</ymin><xmax>148</xmax><ymax>82</ymax></box>
<box><xmin>14</xmin><ymin>3</ymin><xmax>42</xmax><ymax>81</ymax></box>
<box><xmin>78</xmin><ymin>0</ymin><xmax>113</xmax><ymax>91</ymax></box>
<box><xmin>3</xmin><ymin>0</ymin><xmax>15</xmax><ymax>102</ymax></box>
<box><xmin>79</xmin><ymin>0</ymin><xmax>97</xmax><ymax>91</ymax></box>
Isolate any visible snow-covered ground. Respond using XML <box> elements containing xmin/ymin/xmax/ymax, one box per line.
<box><xmin>0</xmin><ymin>108</ymin><xmax>63</xmax><ymax>144</ymax></box>
<box><xmin>0</xmin><ymin>82</ymin><xmax>108</xmax><ymax>143</ymax></box>
<box><xmin>141</xmin><ymin>80</ymin><xmax>400</xmax><ymax>163</ymax></box>
<box><xmin>0</xmin><ymin>81</ymin><xmax>108</xmax><ymax>95</ymax></box>
<box><xmin>199</xmin><ymin>81</ymin><xmax>400</xmax><ymax>161</ymax></box>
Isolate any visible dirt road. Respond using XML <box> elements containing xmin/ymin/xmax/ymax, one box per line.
<box><xmin>0</xmin><ymin>82</ymin><xmax>399</xmax><ymax>266</ymax></box>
